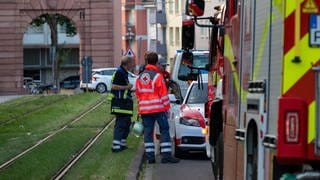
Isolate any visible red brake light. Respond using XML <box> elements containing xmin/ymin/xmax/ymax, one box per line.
<box><xmin>204</xmin><ymin>101</ymin><xmax>209</xmax><ymax>118</ymax></box>
<box><xmin>285</xmin><ymin>112</ymin><xmax>299</xmax><ymax>143</ymax></box>
<box><xmin>92</xmin><ymin>77</ymin><xmax>97</xmax><ymax>81</ymax></box>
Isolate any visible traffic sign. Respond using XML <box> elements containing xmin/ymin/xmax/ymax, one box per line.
<box><xmin>125</xmin><ymin>48</ymin><xmax>135</xmax><ymax>57</ymax></box>
<box><xmin>309</xmin><ymin>14</ymin><xmax>320</xmax><ymax>47</ymax></box>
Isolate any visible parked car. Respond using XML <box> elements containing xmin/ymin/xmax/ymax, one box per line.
<box><xmin>80</xmin><ymin>68</ymin><xmax>137</xmax><ymax>93</ymax></box>
<box><xmin>168</xmin><ymin>80</ymin><xmax>208</xmax><ymax>156</ymax></box>
<box><xmin>60</xmin><ymin>75</ymin><xmax>80</xmax><ymax>89</ymax></box>
<box><xmin>23</xmin><ymin>77</ymin><xmax>34</xmax><ymax>89</ymax></box>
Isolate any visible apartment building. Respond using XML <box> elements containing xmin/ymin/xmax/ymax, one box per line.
<box><xmin>0</xmin><ymin>0</ymin><xmax>121</xmax><ymax>94</ymax></box>
<box><xmin>165</xmin><ymin>0</ymin><xmax>222</xmax><ymax>67</ymax></box>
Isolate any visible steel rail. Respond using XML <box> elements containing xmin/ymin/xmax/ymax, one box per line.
<box><xmin>0</xmin><ymin>100</ymin><xmax>105</xmax><ymax>170</ymax></box>
<box><xmin>52</xmin><ymin>118</ymin><xmax>115</xmax><ymax>180</ymax></box>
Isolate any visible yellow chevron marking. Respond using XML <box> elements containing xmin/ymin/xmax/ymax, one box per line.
<box><xmin>273</xmin><ymin>0</ymin><xmax>284</xmax><ymax>17</ymax></box>
<box><xmin>224</xmin><ymin>35</ymin><xmax>247</xmax><ymax>101</ymax></box>
<box><xmin>308</xmin><ymin>101</ymin><xmax>315</xmax><ymax>143</ymax></box>
<box><xmin>253</xmin><ymin>15</ymin><xmax>270</xmax><ymax>81</ymax></box>
<box><xmin>303</xmin><ymin>0</ymin><xmax>318</xmax><ymax>13</ymax></box>
<box><xmin>283</xmin><ymin>34</ymin><xmax>320</xmax><ymax>94</ymax></box>
<box><xmin>285</xmin><ymin>0</ymin><xmax>304</xmax><ymax>18</ymax></box>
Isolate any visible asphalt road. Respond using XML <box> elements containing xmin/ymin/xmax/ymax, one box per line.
<box><xmin>143</xmin><ymin>152</ymin><xmax>214</xmax><ymax>180</ymax></box>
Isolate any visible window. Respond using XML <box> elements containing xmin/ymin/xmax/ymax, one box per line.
<box><xmin>177</xmin><ymin>53</ymin><xmax>209</xmax><ymax>80</ymax></box>
<box><xmin>26</xmin><ymin>25</ymin><xmax>44</xmax><ymax>34</ymax></box>
<box><xmin>169</xmin><ymin>27</ymin><xmax>174</xmax><ymax>45</ymax></box>
<box><xmin>24</xmin><ymin>49</ymin><xmax>41</xmax><ymax>65</ymax></box>
<box><xmin>175</xmin><ymin>0</ymin><xmax>179</xmax><ymax>14</ymax></box>
<box><xmin>175</xmin><ymin>27</ymin><xmax>180</xmax><ymax>45</ymax></box>
<box><xmin>169</xmin><ymin>0</ymin><xmax>174</xmax><ymax>14</ymax></box>
<box><xmin>103</xmin><ymin>70</ymin><xmax>116</xmax><ymax>76</ymax></box>
<box><xmin>186</xmin><ymin>83</ymin><xmax>208</xmax><ymax>104</ymax></box>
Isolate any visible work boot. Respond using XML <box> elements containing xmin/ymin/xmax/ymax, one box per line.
<box><xmin>161</xmin><ymin>156</ymin><xmax>180</xmax><ymax>163</ymax></box>
<box><xmin>121</xmin><ymin>146</ymin><xmax>128</xmax><ymax>151</ymax></box>
<box><xmin>111</xmin><ymin>148</ymin><xmax>122</xmax><ymax>153</ymax></box>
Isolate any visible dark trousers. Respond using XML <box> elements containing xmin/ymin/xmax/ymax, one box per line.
<box><xmin>142</xmin><ymin>112</ymin><xmax>171</xmax><ymax>160</ymax></box>
<box><xmin>112</xmin><ymin>115</ymin><xmax>131</xmax><ymax>150</ymax></box>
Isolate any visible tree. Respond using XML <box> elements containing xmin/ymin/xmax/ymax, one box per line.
<box><xmin>31</xmin><ymin>13</ymin><xmax>77</xmax><ymax>92</ymax></box>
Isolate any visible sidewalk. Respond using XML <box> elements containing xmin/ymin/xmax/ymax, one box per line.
<box><xmin>0</xmin><ymin>95</ymin><xmax>25</xmax><ymax>104</ymax></box>
<box><xmin>126</xmin><ymin>141</ymin><xmax>145</xmax><ymax>180</ymax></box>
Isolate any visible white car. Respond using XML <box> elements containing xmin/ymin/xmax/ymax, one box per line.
<box><xmin>80</xmin><ymin>68</ymin><xmax>136</xmax><ymax>93</ymax></box>
<box><xmin>169</xmin><ymin>80</ymin><xmax>208</xmax><ymax>156</ymax></box>
<box><xmin>154</xmin><ymin>80</ymin><xmax>208</xmax><ymax>156</ymax></box>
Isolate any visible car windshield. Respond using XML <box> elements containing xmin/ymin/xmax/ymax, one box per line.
<box><xmin>178</xmin><ymin>53</ymin><xmax>209</xmax><ymax>78</ymax></box>
<box><xmin>185</xmin><ymin>82</ymin><xmax>208</xmax><ymax>104</ymax></box>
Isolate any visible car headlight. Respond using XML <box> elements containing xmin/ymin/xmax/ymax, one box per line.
<box><xmin>179</xmin><ymin>117</ymin><xmax>200</xmax><ymax>127</ymax></box>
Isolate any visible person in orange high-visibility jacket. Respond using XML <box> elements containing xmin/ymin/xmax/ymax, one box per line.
<box><xmin>135</xmin><ymin>51</ymin><xmax>180</xmax><ymax>164</ymax></box>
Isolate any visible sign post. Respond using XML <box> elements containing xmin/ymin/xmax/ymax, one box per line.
<box><xmin>81</xmin><ymin>56</ymin><xmax>93</xmax><ymax>92</ymax></box>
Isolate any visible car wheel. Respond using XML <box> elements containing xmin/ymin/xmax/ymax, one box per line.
<box><xmin>173</xmin><ymin>137</ymin><xmax>182</xmax><ymax>158</ymax></box>
<box><xmin>96</xmin><ymin>83</ymin><xmax>107</xmax><ymax>93</ymax></box>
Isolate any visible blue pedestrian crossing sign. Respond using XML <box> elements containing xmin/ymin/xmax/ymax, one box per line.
<box><xmin>125</xmin><ymin>48</ymin><xmax>135</xmax><ymax>57</ymax></box>
<box><xmin>310</xmin><ymin>14</ymin><xmax>320</xmax><ymax>47</ymax></box>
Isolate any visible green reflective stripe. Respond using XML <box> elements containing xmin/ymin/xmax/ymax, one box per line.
<box><xmin>111</xmin><ymin>71</ymin><xmax>116</xmax><ymax>82</ymax></box>
<box><xmin>124</xmin><ymin>89</ymin><xmax>128</xmax><ymax>99</ymax></box>
<box><xmin>107</xmin><ymin>93</ymin><xmax>114</xmax><ymax>100</ymax></box>
<box><xmin>111</xmin><ymin>109</ymin><xmax>133</xmax><ymax>115</ymax></box>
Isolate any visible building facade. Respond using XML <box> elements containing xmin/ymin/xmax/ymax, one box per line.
<box><xmin>0</xmin><ymin>0</ymin><xmax>121</xmax><ymax>94</ymax></box>
<box><xmin>121</xmin><ymin>0</ymin><xmax>149</xmax><ymax>71</ymax></box>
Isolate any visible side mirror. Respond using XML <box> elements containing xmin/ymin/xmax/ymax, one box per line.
<box><xmin>182</xmin><ymin>50</ymin><xmax>193</xmax><ymax>66</ymax></box>
<box><xmin>178</xmin><ymin>50</ymin><xmax>194</xmax><ymax>81</ymax></box>
<box><xmin>185</xmin><ymin>0</ymin><xmax>205</xmax><ymax>17</ymax></box>
<box><xmin>182</xmin><ymin>20</ymin><xmax>195</xmax><ymax>50</ymax></box>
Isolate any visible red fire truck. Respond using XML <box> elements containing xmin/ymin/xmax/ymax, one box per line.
<box><xmin>179</xmin><ymin>0</ymin><xmax>320</xmax><ymax>179</ymax></box>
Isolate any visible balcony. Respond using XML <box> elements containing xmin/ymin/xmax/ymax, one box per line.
<box><xmin>149</xmin><ymin>11</ymin><xmax>167</xmax><ymax>24</ymax></box>
<box><xmin>150</xmin><ymin>40</ymin><xmax>167</xmax><ymax>55</ymax></box>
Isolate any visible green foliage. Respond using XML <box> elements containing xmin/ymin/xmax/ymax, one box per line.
<box><xmin>31</xmin><ymin>13</ymin><xmax>77</xmax><ymax>36</ymax></box>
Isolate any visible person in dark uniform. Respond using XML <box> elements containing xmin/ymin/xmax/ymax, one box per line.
<box><xmin>111</xmin><ymin>56</ymin><xmax>134</xmax><ymax>153</ymax></box>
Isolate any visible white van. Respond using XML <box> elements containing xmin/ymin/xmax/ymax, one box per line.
<box><xmin>171</xmin><ymin>50</ymin><xmax>209</xmax><ymax>97</ymax></box>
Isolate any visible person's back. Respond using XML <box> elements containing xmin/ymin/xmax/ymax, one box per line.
<box><xmin>135</xmin><ymin>51</ymin><xmax>180</xmax><ymax>164</ymax></box>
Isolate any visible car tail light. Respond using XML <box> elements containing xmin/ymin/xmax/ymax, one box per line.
<box><xmin>285</xmin><ymin>112</ymin><xmax>299</xmax><ymax>143</ymax></box>
<box><xmin>204</xmin><ymin>101</ymin><xmax>209</xmax><ymax>118</ymax></box>
<box><xmin>92</xmin><ymin>77</ymin><xmax>97</xmax><ymax>81</ymax></box>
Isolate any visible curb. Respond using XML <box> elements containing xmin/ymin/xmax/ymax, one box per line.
<box><xmin>126</xmin><ymin>141</ymin><xmax>145</xmax><ymax>180</ymax></box>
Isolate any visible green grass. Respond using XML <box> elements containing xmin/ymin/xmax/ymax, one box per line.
<box><xmin>64</xmin><ymin>126</ymin><xmax>141</xmax><ymax>180</ymax></box>
<box><xmin>0</xmin><ymin>93</ymin><xmax>104</xmax><ymax>164</ymax></box>
<box><xmin>0</xmin><ymin>93</ymin><xmax>142</xmax><ymax>179</ymax></box>
<box><xmin>0</xmin><ymin>95</ymin><xmax>67</xmax><ymax>124</ymax></box>
<box><xmin>0</xmin><ymin>128</ymin><xmax>98</xmax><ymax>180</ymax></box>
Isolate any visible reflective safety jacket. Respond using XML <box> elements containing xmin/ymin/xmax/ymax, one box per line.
<box><xmin>135</xmin><ymin>64</ymin><xmax>170</xmax><ymax>114</ymax></box>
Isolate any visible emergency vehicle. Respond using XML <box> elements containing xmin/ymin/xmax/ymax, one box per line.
<box><xmin>179</xmin><ymin>0</ymin><xmax>320</xmax><ymax>179</ymax></box>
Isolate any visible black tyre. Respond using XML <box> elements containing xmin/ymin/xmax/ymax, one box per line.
<box><xmin>213</xmin><ymin>132</ymin><xmax>223</xmax><ymax>180</ymax></box>
<box><xmin>174</xmin><ymin>138</ymin><xmax>182</xmax><ymax>158</ymax></box>
<box><xmin>96</xmin><ymin>83</ymin><xmax>107</xmax><ymax>93</ymax></box>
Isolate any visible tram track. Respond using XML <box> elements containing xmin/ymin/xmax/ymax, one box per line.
<box><xmin>0</xmin><ymin>95</ymin><xmax>68</xmax><ymax>126</ymax></box>
<box><xmin>0</xmin><ymin>99</ymin><xmax>106</xmax><ymax>170</ymax></box>
<box><xmin>52</xmin><ymin>118</ymin><xmax>114</xmax><ymax>180</ymax></box>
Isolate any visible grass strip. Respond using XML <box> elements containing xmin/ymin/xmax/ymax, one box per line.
<box><xmin>0</xmin><ymin>128</ymin><xmax>98</xmax><ymax>180</ymax></box>
<box><xmin>0</xmin><ymin>93</ymin><xmax>104</xmax><ymax>164</ymax></box>
<box><xmin>64</xmin><ymin>125</ymin><xmax>142</xmax><ymax>180</ymax></box>
<box><xmin>0</xmin><ymin>95</ymin><xmax>67</xmax><ymax>124</ymax></box>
